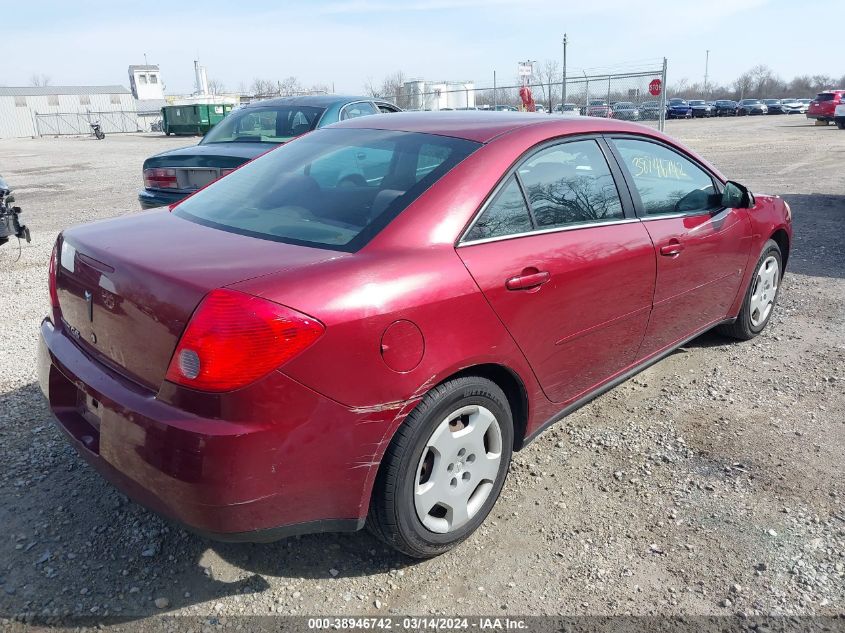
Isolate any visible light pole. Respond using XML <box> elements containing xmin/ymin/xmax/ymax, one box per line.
<box><xmin>704</xmin><ymin>49</ymin><xmax>710</xmax><ymax>98</ymax></box>
<box><xmin>562</xmin><ymin>33</ymin><xmax>568</xmax><ymax>107</ymax></box>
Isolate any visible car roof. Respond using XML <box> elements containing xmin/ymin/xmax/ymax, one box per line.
<box><xmin>244</xmin><ymin>94</ymin><xmax>380</xmax><ymax>108</ymax></box>
<box><xmin>327</xmin><ymin>111</ymin><xmax>665</xmax><ymax>143</ymax></box>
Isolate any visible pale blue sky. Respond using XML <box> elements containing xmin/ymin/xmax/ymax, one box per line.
<box><xmin>1</xmin><ymin>0</ymin><xmax>841</xmax><ymax>94</ymax></box>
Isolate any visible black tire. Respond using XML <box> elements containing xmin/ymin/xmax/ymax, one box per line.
<box><xmin>837</xmin><ymin>121</ymin><xmax>845</xmax><ymax>130</ymax></box>
<box><xmin>367</xmin><ymin>376</ymin><xmax>514</xmax><ymax>558</ymax></box>
<box><xmin>718</xmin><ymin>239</ymin><xmax>782</xmax><ymax>340</ymax></box>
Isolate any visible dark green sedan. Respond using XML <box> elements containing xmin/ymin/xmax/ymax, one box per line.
<box><xmin>139</xmin><ymin>95</ymin><xmax>401</xmax><ymax>209</ymax></box>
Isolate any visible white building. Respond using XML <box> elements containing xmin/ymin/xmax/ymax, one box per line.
<box><xmin>0</xmin><ymin>86</ymin><xmax>137</xmax><ymax>138</ymax></box>
<box><xmin>128</xmin><ymin>65</ymin><xmax>164</xmax><ymax>101</ymax></box>
<box><xmin>402</xmin><ymin>79</ymin><xmax>476</xmax><ymax>110</ymax></box>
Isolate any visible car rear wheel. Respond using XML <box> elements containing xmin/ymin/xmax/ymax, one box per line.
<box><xmin>718</xmin><ymin>239</ymin><xmax>782</xmax><ymax>340</ymax></box>
<box><xmin>367</xmin><ymin>376</ymin><xmax>514</xmax><ymax>558</ymax></box>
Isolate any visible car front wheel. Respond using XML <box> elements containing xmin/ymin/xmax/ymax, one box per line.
<box><xmin>367</xmin><ymin>376</ymin><xmax>514</xmax><ymax>558</ymax></box>
<box><xmin>718</xmin><ymin>239</ymin><xmax>782</xmax><ymax>340</ymax></box>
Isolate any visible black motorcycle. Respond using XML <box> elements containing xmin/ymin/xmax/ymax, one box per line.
<box><xmin>90</xmin><ymin>122</ymin><xmax>105</xmax><ymax>140</ymax></box>
<box><xmin>0</xmin><ymin>175</ymin><xmax>30</xmax><ymax>248</ymax></box>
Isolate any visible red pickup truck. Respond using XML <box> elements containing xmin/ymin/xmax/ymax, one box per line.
<box><xmin>807</xmin><ymin>90</ymin><xmax>845</xmax><ymax>124</ymax></box>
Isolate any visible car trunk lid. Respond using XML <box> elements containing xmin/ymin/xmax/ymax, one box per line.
<box><xmin>56</xmin><ymin>209</ymin><xmax>343</xmax><ymax>391</ymax></box>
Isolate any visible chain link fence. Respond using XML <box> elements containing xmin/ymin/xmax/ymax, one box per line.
<box><xmin>35</xmin><ymin>110</ymin><xmax>162</xmax><ymax>136</ymax></box>
<box><xmin>389</xmin><ymin>66</ymin><xmax>668</xmax><ymax>131</ymax></box>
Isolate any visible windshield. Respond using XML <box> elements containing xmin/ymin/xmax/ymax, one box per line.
<box><xmin>669</xmin><ymin>99</ymin><xmax>685</xmax><ymax>105</ymax></box>
<box><xmin>815</xmin><ymin>93</ymin><xmax>835</xmax><ymax>102</ymax></box>
<box><xmin>175</xmin><ymin>128</ymin><xmax>480</xmax><ymax>251</ymax></box>
<box><xmin>689</xmin><ymin>101</ymin><xmax>704</xmax><ymax>106</ymax></box>
<box><xmin>614</xmin><ymin>102</ymin><xmax>634</xmax><ymax>108</ymax></box>
<box><xmin>201</xmin><ymin>105</ymin><xmax>326</xmax><ymax>144</ymax></box>
<box><xmin>741</xmin><ymin>100</ymin><xmax>760</xmax><ymax>105</ymax></box>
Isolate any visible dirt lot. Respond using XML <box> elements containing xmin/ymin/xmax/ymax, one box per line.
<box><xmin>0</xmin><ymin>116</ymin><xmax>843</xmax><ymax>623</ymax></box>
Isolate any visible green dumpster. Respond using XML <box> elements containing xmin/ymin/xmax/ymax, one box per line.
<box><xmin>161</xmin><ymin>103</ymin><xmax>234</xmax><ymax>136</ymax></box>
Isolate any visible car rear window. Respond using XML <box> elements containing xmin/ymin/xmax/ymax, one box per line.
<box><xmin>174</xmin><ymin>128</ymin><xmax>480</xmax><ymax>251</ymax></box>
<box><xmin>201</xmin><ymin>106</ymin><xmax>326</xmax><ymax>144</ymax></box>
<box><xmin>816</xmin><ymin>93</ymin><xmax>835</xmax><ymax>102</ymax></box>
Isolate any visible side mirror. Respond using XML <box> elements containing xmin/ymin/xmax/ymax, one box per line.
<box><xmin>722</xmin><ymin>180</ymin><xmax>754</xmax><ymax>209</ymax></box>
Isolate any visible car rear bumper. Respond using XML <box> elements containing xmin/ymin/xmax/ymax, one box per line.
<box><xmin>138</xmin><ymin>188</ymin><xmax>189</xmax><ymax>210</ymax></box>
<box><xmin>806</xmin><ymin>113</ymin><xmax>832</xmax><ymax>121</ymax></box>
<box><xmin>38</xmin><ymin>318</ymin><xmax>405</xmax><ymax>541</ymax></box>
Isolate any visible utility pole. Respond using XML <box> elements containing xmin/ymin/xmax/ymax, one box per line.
<box><xmin>704</xmin><ymin>49</ymin><xmax>710</xmax><ymax>98</ymax></box>
<box><xmin>562</xmin><ymin>33</ymin><xmax>568</xmax><ymax>106</ymax></box>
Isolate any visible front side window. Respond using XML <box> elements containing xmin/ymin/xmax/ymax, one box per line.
<box><xmin>518</xmin><ymin>140</ymin><xmax>623</xmax><ymax>227</ymax></box>
<box><xmin>465</xmin><ymin>176</ymin><xmax>532</xmax><ymax>241</ymax></box>
<box><xmin>612</xmin><ymin>138</ymin><xmax>720</xmax><ymax>216</ymax></box>
<box><xmin>201</xmin><ymin>106</ymin><xmax>325</xmax><ymax>144</ymax></box>
<box><xmin>175</xmin><ymin>129</ymin><xmax>479</xmax><ymax>251</ymax></box>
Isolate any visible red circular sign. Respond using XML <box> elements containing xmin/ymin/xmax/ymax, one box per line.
<box><xmin>649</xmin><ymin>79</ymin><xmax>662</xmax><ymax>96</ymax></box>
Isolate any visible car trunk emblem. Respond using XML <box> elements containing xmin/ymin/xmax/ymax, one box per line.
<box><xmin>84</xmin><ymin>290</ymin><xmax>93</xmax><ymax>322</ymax></box>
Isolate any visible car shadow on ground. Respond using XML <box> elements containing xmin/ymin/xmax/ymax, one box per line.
<box><xmin>780</xmin><ymin>193</ymin><xmax>845</xmax><ymax>280</ymax></box>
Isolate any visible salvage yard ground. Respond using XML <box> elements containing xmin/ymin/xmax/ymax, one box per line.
<box><xmin>0</xmin><ymin>115</ymin><xmax>842</xmax><ymax>621</ymax></box>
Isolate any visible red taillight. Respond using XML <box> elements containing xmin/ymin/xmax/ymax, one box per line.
<box><xmin>143</xmin><ymin>168</ymin><xmax>178</xmax><ymax>189</ymax></box>
<box><xmin>48</xmin><ymin>241</ymin><xmax>59</xmax><ymax>313</ymax></box>
<box><xmin>165</xmin><ymin>289</ymin><xmax>324</xmax><ymax>392</ymax></box>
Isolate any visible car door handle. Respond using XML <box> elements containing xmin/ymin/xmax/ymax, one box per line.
<box><xmin>659</xmin><ymin>241</ymin><xmax>685</xmax><ymax>257</ymax></box>
<box><xmin>505</xmin><ymin>270</ymin><xmax>550</xmax><ymax>291</ymax></box>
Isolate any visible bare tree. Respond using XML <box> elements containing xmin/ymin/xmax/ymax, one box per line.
<box><xmin>277</xmin><ymin>76</ymin><xmax>302</xmax><ymax>96</ymax></box>
<box><xmin>732</xmin><ymin>70</ymin><xmax>754</xmax><ymax>100</ymax></box>
<box><xmin>535</xmin><ymin>60</ymin><xmax>560</xmax><ymax>111</ymax></box>
<box><xmin>250</xmin><ymin>78</ymin><xmax>273</xmax><ymax>96</ymax></box>
<box><xmin>29</xmin><ymin>73</ymin><xmax>51</xmax><ymax>87</ymax></box>
<box><xmin>207</xmin><ymin>78</ymin><xmax>226</xmax><ymax>95</ymax></box>
<box><xmin>363</xmin><ymin>76</ymin><xmax>379</xmax><ymax>98</ymax></box>
<box><xmin>366</xmin><ymin>71</ymin><xmax>407</xmax><ymax>106</ymax></box>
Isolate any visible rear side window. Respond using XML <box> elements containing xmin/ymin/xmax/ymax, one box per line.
<box><xmin>612</xmin><ymin>138</ymin><xmax>720</xmax><ymax>216</ymax></box>
<box><xmin>518</xmin><ymin>140</ymin><xmax>623</xmax><ymax>227</ymax></box>
<box><xmin>174</xmin><ymin>129</ymin><xmax>480</xmax><ymax>251</ymax></box>
<box><xmin>465</xmin><ymin>177</ymin><xmax>532</xmax><ymax>241</ymax></box>
<box><xmin>341</xmin><ymin>102</ymin><xmax>378</xmax><ymax>120</ymax></box>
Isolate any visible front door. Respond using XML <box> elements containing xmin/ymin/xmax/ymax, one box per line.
<box><xmin>608</xmin><ymin>137</ymin><xmax>753</xmax><ymax>357</ymax></box>
<box><xmin>457</xmin><ymin>138</ymin><xmax>656</xmax><ymax>405</ymax></box>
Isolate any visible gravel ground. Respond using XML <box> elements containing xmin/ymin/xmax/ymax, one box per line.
<box><xmin>0</xmin><ymin>116</ymin><xmax>843</xmax><ymax>623</ymax></box>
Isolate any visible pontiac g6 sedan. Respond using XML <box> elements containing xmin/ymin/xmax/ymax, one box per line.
<box><xmin>40</xmin><ymin>113</ymin><xmax>792</xmax><ymax>558</ymax></box>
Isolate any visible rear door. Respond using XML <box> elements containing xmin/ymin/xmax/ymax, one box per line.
<box><xmin>607</xmin><ymin>136</ymin><xmax>752</xmax><ymax>358</ymax></box>
<box><xmin>457</xmin><ymin>137</ymin><xmax>656</xmax><ymax>405</ymax></box>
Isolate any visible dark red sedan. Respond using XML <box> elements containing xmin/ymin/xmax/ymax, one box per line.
<box><xmin>39</xmin><ymin>113</ymin><xmax>792</xmax><ymax>558</ymax></box>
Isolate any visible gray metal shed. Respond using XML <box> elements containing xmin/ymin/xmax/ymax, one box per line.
<box><xmin>0</xmin><ymin>85</ymin><xmax>136</xmax><ymax>138</ymax></box>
